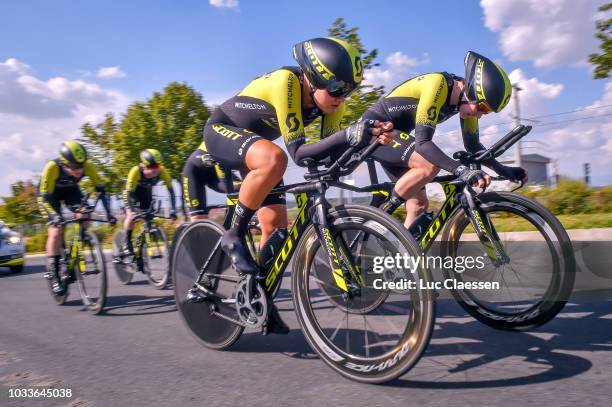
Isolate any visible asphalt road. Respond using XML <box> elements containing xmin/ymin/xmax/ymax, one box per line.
<box><xmin>0</xmin><ymin>257</ymin><xmax>611</xmax><ymax>407</ymax></box>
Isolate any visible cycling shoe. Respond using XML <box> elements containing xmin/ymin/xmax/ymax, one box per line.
<box><xmin>220</xmin><ymin>231</ymin><xmax>259</xmax><ymax>275</ymax></box>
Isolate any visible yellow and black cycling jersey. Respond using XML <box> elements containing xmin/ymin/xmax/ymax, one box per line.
<box><xmin>38</xmin><ymin>159</ymin><xmax>108</xmax><ymax>218</ymax></box>
<box><xmin>40</xmin><ymin>159</ymin><xmax>104</xmax><ymax>195</ymax></box>
<box><xmin>123</xmin><ymin>164</ymin><xmax>176</xmax><ymax>211</ymax></box>
<box><xmin>204</xmin><ymin>66</ymin><xmax>346</xmax><ymax>168</ymax></box>
<box><xmin>363</xmin><ymin>72</ymin><xmax>484</xmax><ymax>175</ymax></box>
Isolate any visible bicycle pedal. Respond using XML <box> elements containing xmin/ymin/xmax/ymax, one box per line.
<box><xmin>186</xmin><ymin>289</ymin><xmax>206</xmax><ymax>303</ymax></box>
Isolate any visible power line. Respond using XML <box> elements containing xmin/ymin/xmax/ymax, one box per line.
<box><xmin>483</xmin><ymin>104</ymin><xmax>612</xmax><ymax>128</ymax></box>
<box><xmin>529</xmin><ymin>112</ymin><xmax>612</xmax><ymax>128</ymax></box>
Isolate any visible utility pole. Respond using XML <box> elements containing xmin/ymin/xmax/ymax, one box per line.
<box><xmin>584</xmin><ymin>163</ymin><xmax>590</xmax><ymax>185</ymax></box>
<box><xmin>512</xmin><ymin>83</ymin><xmax>522</xmax><ymax>167</ymax></box>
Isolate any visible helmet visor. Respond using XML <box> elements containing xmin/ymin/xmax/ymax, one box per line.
<box><xmin>64</xmin><ymin>162</ymin><xmax>84</xmax><ymax>170</ymax></box>
<box><xmin>326</xmin><ymin>77</ymin><xmax>357</xmax><ymax>98</ymax></box>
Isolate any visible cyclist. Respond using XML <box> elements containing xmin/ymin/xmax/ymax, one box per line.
<box><xmin>38</xmin><ymin>140</ymin><xmax>116</xmax><ymax>295</ymax></box>
<box><xmin>120</xmin><ymin>149</ymin><xmax>177</xmax><ymax>260</ymax></box>
<box><xmin>182</xmin><ymin>141</ymin><xmax>241</xmax><ymax>221</ymax></box>
<box><xmin>360</xmin><ymin>51</ymin><xmax>528</xmax><ymax>232</ymax></box>
<box><xmin>202</xmin><ymin>37</ymin><xmax>392</xmax><ymax>334</ymax></box>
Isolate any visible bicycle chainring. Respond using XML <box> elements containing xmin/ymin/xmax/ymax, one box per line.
<box><xmin>235</xmin><ymin>275</ymin><xmax>268</xmax><ymax>329</ymax></box>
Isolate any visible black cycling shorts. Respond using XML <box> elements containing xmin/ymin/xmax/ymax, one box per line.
<box><xmin>360</xmin><ymin>111</ymin><xmax>415</xmax><ymax>182</ymax></box>
<box><xmin>183</xmin><ymin>149</ymin><xmax>232</xmax><ymax>215</ymax></box>
<box><xmin>202</xmin><ymin>122</ymin><xmax>286</xmax><ymax>208</ymax></box>
<box><xmin>129</xmin><ymin>186</ymin><xmax>153</xmax><ymax>211</ymax></box>
<box><xmin>39</xmin><ymin>186</ymin><xmax>83</xmax><ymax>221</ymax></box>
<box><xmin>203</xmin><ymin>122</ymin><xmax>263</xmax><ymax>171</ymax></box>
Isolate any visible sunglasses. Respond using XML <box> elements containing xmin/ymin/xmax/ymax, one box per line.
<box><xmin>326</xmin><ymin>78</ymin><xmax>357</xmax><ymax>98</ymax></box>
<box><xmin>145</xmin><ymin>163</ymin><xmax>160</xmax><ymax>169</ymax></box>
<box><xmin>460</xmin><ymin>93</ymin><xmax>492</xmax><ymax>114</ymax></box>
<box><xmin>64</xmin><ymin>163</ymin><xmax>84</xmax><ymax>170</ymax></box>
<box><xmin>476</xmin><ymin>102</ymin><xmax>492</xmax><ymax>113</ymax></box>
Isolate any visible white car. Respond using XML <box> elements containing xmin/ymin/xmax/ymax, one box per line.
<box><xmin>0</xmin><ymin>221</ymin><xmax>26</xmax><ymax>273</ymax></box>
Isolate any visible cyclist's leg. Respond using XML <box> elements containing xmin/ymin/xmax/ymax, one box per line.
<box><xmin>40</xmin><ymin>193</ymin><xmax>63</xmax><ymax>290</ymax></box>
<box><xmin>204</xmin><ymin>122</ymin><xmax>286</xmax><ymax>274</ymax></box>
<box><xmin>370</xmin><ymin>130</ymin><xmax>439</xmax><ymax>223</ymax></box>
<box><xmin>182</xmin><ymin>149</ymin><xmax>212</xmax><ymax>222</ymax></box>
<box><xmin>400</xmin><ymin>152</ymin><xmax>439</xmax><ymax>224</ymax></box>
<box><xmin>257</xmin><ymin>182</ymin><xmax>288</xmax><ymax>246</ymax></box>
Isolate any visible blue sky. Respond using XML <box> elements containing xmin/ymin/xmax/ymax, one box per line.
<box><xmin>0</xmin><ymin>0</ymin><xmax>610</xmax><ymax>198</ymax></box>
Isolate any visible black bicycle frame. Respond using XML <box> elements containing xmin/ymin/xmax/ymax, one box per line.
<box><xmin>194</xmin><ymin>179</ymin><xmax>357</xmax><ymax>297</ymax></box>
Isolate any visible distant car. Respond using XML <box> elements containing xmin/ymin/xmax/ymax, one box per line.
<box><xmin>0</xmin><ymin>221</ymin><xmax>26</xmax><ymax>273</ymax></box>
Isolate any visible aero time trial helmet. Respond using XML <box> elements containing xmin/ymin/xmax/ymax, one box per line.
<box><xmin>140</xmin><ymin>149</ymin><xmax>163</xmax><ymax>167</ymax></box>
<box><xmin>464</xmin><ymin>51</ymin><xmax>512</xmax><ymax>113</ymax></box>
<box><xmin>59</xmin><ymin>140</ymin><xmax>87</xmax><ymax>168</ymax></box>
<box><xmin>293</xmin><ymin>37</ymin><xmax>363</xmax><ymax>98</ymax></box>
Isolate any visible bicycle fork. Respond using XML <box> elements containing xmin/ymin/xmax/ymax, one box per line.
<box><xmin>310</xmin><ymin>194</ymin><xmax>362</xmax><ymax>295</ymax></box>
<box><xmin>461</xmin><ymin>188</ymin><xmax>509</xmax><ymax>266</ymax></box>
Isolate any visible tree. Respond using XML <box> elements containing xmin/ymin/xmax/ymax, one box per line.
<box><xmin>305</xmin><ymin>18</ymin><xmax>385</xmax><ymax>140</ymax></box>
<box><xmin>81</xmin><ymin>82</ymin><xmax>211</xmax><ymax>194</ymax></box>
<box><xmin>0</xmin><ymin>181</ymin><xmax>41</xmax><ymax>225</ymax></box>
<box><xmin>81</xmin><ymin>114</ymin><xmax>119</xmax><ymax>191</ymax></box>
<box><xmin>328</xmin><ymin>17</ymin><xmax>385</xmax><ymax>126</ymax></box>
<box><xmin>589</xmin><ymin>3</ymin><xmax>612</xmax><ymax>79</ymax></box>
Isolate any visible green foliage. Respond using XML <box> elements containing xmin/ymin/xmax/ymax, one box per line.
<box><xmin>520</xmin><ymin>179</ymin><xmax>612</xmax><ymax>215</ymax></box>
<box><xmin>0</xmin><ymin>181</ymin><xmax>41</xmax><ymax>225</ymax></box>
<box><xmin>81</xmin><ymin>82</ymin><xmax>210</xmax><ymax>194</ymax></box>
<box><xmin>589</xmin><ymin>3</ymin><xmax>612</xmax><ymax>79</ymax></box>
<box><xmin>306</xmin><ymin>18</ymin><xmax>385</xmax><ymax>140</ymax></box>
<box><xmin>80</xmin><ymin>114</ymin><xmax>118</xmax><ymax>190</ymax></box>
<box><xmin>328</xmin><ymin>17</ymin><xmax>385</xmax><ymax>126</ymax></box>
<box><xmin>25</xmin><ymin>231</ymin><xmax>47</xmax><ymax>252</ymax></box>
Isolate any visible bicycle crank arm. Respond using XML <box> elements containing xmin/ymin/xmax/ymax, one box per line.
<box><xmin>209</xmin><ymin>304</ymin><xmax>246</xmax><ymax>327</ymax></box>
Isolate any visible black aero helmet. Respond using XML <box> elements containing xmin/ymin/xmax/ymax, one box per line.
<box><xmin>464</xmin><ymin>51</ymin><xmax>512</xmax><ymax>113</ymax></box>
<box><xmin>59</xmin><ymin>140</ymin><xmax>87</xmax><ymax>168</ymax></box>
<box><xmin>293</xmin><ymin>37</ymin><xmax>363</xmax><ymax>97</ymax></box>
<box><xmin>140</xmin><ymin>149</ymin><xmax>163</xmax><ymax>166</ymax></box>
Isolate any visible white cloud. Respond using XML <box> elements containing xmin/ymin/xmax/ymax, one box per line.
<box><xmin>506</xmin><ymin>68</ymin><xmax>563</xmax><ymax>118</ymax></box>
<box><xmin>0</xmin><ymin>58</ymin><xmax>130</xmax><ymax>196</ymax></box>
<box><xmin>525</xmin><ymin>81</ymin><xmax>612</xmax><ymax>183</ymax></box>
<box><xmin>0</xmin><ymin>58</ymin><xmax>124</xmax><ymax>119</ymax></box>
<box><xmin>481</xmin><ymin>0</ymin><xmax>604</xmax><ymax>67</ymax></box>
<box><xmin>97</xmin><ymin>66</ymin><xmax>127</xmax><ymax>79</ymax></box>
<box><xmin>209</xmin><ymin>0</ymin><xmax>239</xmax><ymax>9</ymax></box>
<box><xmin>364</xmin><ymin>52</ymin><xmax>430</xmax><ymax>89</ymax></box>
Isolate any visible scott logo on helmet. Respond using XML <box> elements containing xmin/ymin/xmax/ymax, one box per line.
<box><xmin>305</xmin><ymin>41</ymin><xmax>333</xmax><ymax>80</ymax></box>
<box><xmin>475</xmin><ymin>59</ymin><xmax>485</xmax><ymax>101</ymax></box>
<box><xmin>354</xmin><ymin>56</ymin><xmax>363</xmax><ymax>79</ymax></box>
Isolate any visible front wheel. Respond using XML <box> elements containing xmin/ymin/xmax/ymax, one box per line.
<box><xmin>441</xmin><ymin>191</ymin><xmax>575</xmax><ymax>331</ymax></box>
<box><xmin>75</xmin><ymin>231</ymin><xmax>107</xmax><ymax>314</ymax></box>
<box><xmin>144</xmin><ymin>227</ymin><xmax>170</xmax><ymax>289</ymax></box>
<box><xmin>112</xmin><ymin>229</ymin><xmax>133</xmax><ymax>284</ymax></box>
<box><xmin>292</xmin><ymin>205</ymin><xmax>435</xmax><ymax>384</ymax></box>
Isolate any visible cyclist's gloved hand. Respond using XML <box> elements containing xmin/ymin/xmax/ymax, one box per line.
<box><xmin>169</xmin><ymin>211</ymin><xmax>178</xmax><ymax>221</ymax></box>
<box><xmin>496</xmin><ymin>165</ymin><xmax>527</xmax><ymax>182</ymax></box>
<box><xmin>345</xmin><ymin>118</ymin><xmax>376</xmax><ymax>148</ymax></box>
<box><xmin>108</xmin><ymin>215</ymin><xmax>117</xmax><ymax>226</ymax></box>
<box><xmin>454</xmin><ymin>165</ymin><xmax>487</xmax><ymax>186</ymax></box>
<box><xmin>49</xmin><ymin>214</ymin><xmax>64</xmax><ymax>226</ymax></box>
